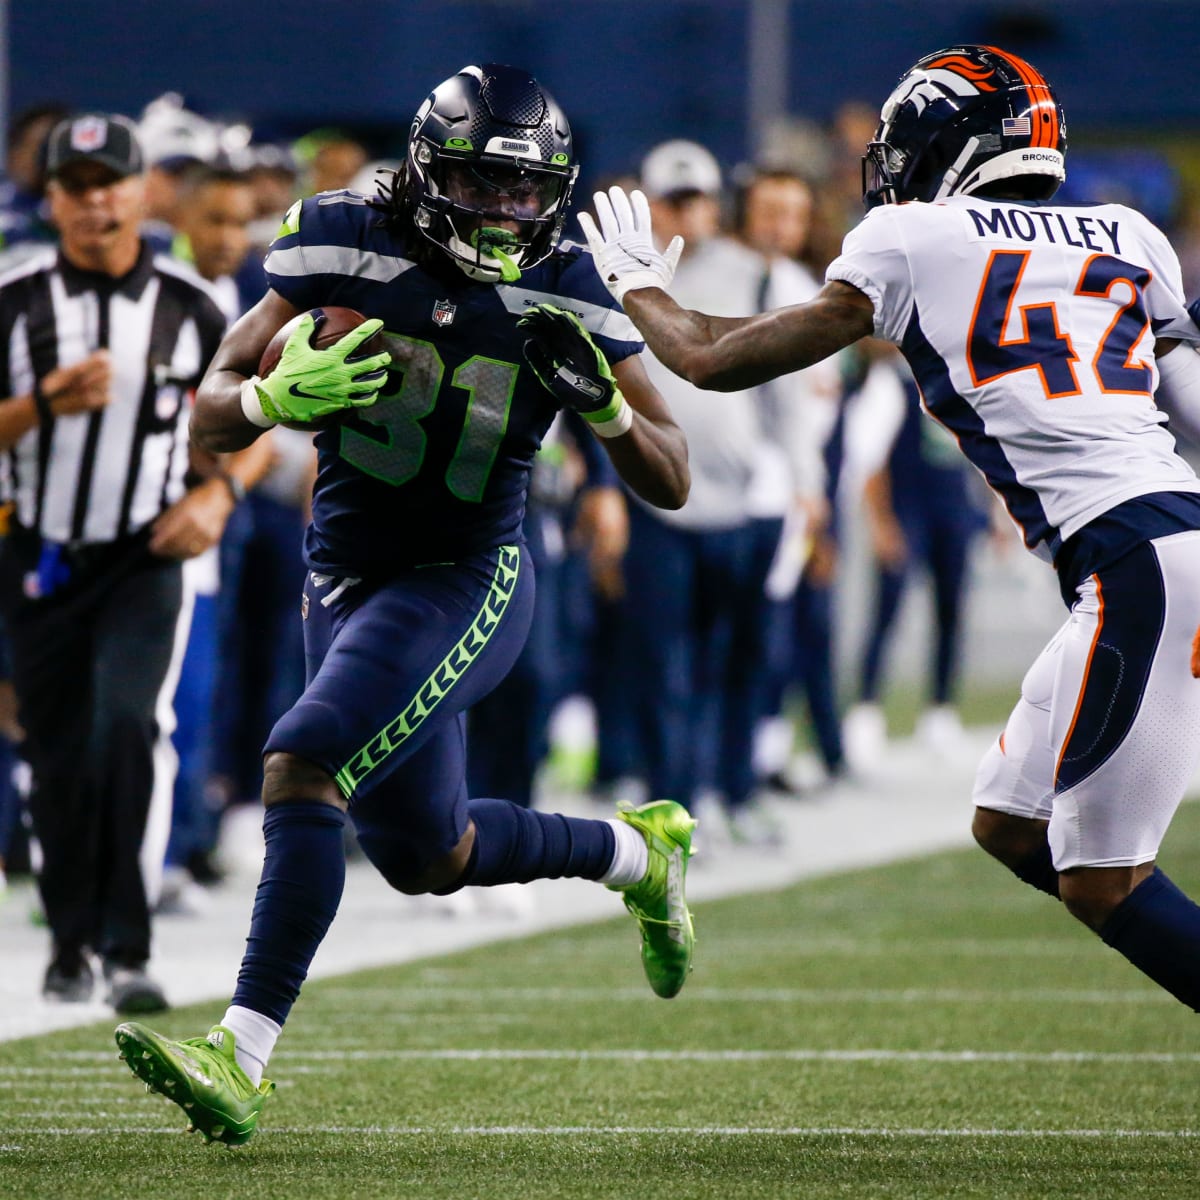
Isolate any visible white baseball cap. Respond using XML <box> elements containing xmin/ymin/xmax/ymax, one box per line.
<box><xmin>640</xmin><ymin>139</ymin><xmax>722</xmax><ymax>200</ymax></box>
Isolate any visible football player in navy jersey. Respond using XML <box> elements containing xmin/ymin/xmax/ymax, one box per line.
<box><xmin>583</xmin><ymin>46</ymin><xmax>1200</xmax><ymax>1023</ymax></box>
<box><xmin>114</xmin><ymin>64</ymin><xmax>694</xmax><ymax>1145</ymax></box>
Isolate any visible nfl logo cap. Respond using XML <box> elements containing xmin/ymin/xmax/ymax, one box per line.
<box><xmin>46</xmin><ymin>113</ymin><xmax>144</xmax><ymax>179</ymax></box>
<box><xmin>640</xmin><ymin>139</ymin><xmax>722</xmax><ymax>201</ymax></box>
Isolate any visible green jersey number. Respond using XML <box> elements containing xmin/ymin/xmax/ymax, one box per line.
<box><xmin>338</xmin><ymin>333</ymin><xmax>518</xmax><ymax>502</ymax></box>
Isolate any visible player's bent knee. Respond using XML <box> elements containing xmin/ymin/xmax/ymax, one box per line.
<box><xmin>361</xmin><ymin>822</ymin><xmax>477</xmax><ymax>895</ymax></box>
<box><xmin>971</xmin><ymin>807</ymin><xmax>1047</xmax><ymax>866</ymax></box>
<box><xmin>261</xmin><ymin>752</ymin><xmax>346</xmax><ymax>810</ymax></box>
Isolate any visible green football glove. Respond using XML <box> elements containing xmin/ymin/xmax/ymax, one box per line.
<box><xmin>519</xmin><ymin>303</ymin><xmax>633</xmax><ymax>437</ymax></box>
<box><xmin>245</xmin><ymin>313</ymin><xmax>391</xmax><ymax>427</ymax></box>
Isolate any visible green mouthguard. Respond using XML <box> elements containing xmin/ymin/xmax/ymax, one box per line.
<box><xmin>472</xmin><ymin>227</ymin><xmax>523</xmax><ymax>282</ymax></box>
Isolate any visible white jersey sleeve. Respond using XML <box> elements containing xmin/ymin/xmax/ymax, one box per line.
<box><xmin>826</xmin><ymin>197</ymin><xmax>1200</xmax><ymax>559</ymax></box>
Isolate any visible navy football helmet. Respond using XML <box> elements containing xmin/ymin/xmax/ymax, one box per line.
<box><xmin>862</xmin><ymin>45</ymin><xmax>1066</xmax><ymax>210</ymax></box>
<box><xmin>397</xmin><ymin>63</ymin><xmax>578</xmax><ymax>282</ymax></box>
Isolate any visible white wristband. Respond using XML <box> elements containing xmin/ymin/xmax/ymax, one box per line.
<box><xmin>240</xmin><ymin>376</ymin><xmax>277</xmax><ymax>428</ymax></box>
<box><xmin>584</xmin><ymin>395</ymin><xmax>634</xmax><ymax>439</ymax></box>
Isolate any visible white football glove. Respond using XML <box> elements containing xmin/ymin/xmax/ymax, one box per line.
<box><xmin>577</xmin><ymin>186</ymin><xmax>684</xmax><ymax>304</ymax></box>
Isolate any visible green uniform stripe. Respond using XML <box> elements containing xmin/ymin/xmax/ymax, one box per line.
<box><xmin>333</xmin><ymin>545</ymin><xmax>521</xmax><ymax>798</ymax></box>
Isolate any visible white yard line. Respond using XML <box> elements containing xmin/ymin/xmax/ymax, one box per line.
<box><xmin>310</xmin><ymin>984</ymin><xmax>1169</xmax><ymax>1004</ymax></box>
<box><xmin>13</xmin><ymin>1047</ymin><xmax>1200</xmax><ymax>1067</ymax></box>
<box><xmin>3</xmin><ymin>1124</ymin><xmax>1198</xmax><ymax>1139</ymax></box>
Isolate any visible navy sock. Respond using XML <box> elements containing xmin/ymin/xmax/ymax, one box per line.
<box><xmin>459</xmin><ymin>797</ymin><xmax>615</xmax><ymax>886</ymax></box>
<box><xmin>1011</xmin><ymin>843</ymin><xmax>1061</xmax><ymax>899</ymax></box>
<box><xmin>1098</xmin><ymin>868</ymin><xmax>1200</xmax><ymax>1012</ymax></box>
<box><xmin>231</xmin><ymin>802</ymin><xmax>346</xmax><ymax>1025</ymax></box>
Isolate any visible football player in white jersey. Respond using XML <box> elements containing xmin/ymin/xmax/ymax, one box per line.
<box><xmin>581</xmin><ymin>43</ymin><xmax>1200</xmax><ymax>1012</ymax></box>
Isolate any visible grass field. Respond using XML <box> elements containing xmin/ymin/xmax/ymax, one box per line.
<box><xmin>3</xmin><ymin>797</ymin><xmax>1199</xmax><ymax>1199</ymax></box>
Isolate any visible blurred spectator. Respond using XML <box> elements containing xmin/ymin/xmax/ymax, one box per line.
<box><xmin>842</xmin><ymin>361</ymin><xmax>991</xmax><ymax>765</ymax></box>
<box><xmin>137</xmin><ymin>93</ymin><xmax>222</xmax><ymax>243</ymax></box>
<box><xmin>170</xmin><ymin>167</ymin><xmax>312</xmax><ymax>878</ymax></box>
<box><xmin>732</xmin><ymin>167</ymin><xmax>846</xmax><ymax>795</ymax></box>
<box><xmin>0</xmin><ymin>102</ymin><xmax>69</xmax><ymax>259</ymax></box>
<box><xmin>174</xmin><ymin>165</ymin><xmax>267</xmax><ymax>314</ymax></box>
<box><xmin>161</xmin><ymin>166</ymin><xmax>277</xmax><ymax>903</ymax></box>
<box><xmin>469</xmin><ymin>414</ymin><xmax>626</xmax><ymax>815</ymax></box>
<box><xmin>293</xmin><ymin>127</ymin><xmax>369</xmax><ymax>195</ymax></box>
<box><xmin>807</xmin><ymin>99</ymin><xmax>879</xmax><ymax>271</ymax></box>
<box><xmin>245</xmin><ymin>142</ymin><xmax>301</xmax><ymax>253</ymax></box>
<box><xmin>593</xmin><ymin>141</ymin><xmax>775</xmax><ymax>843</ymax></box>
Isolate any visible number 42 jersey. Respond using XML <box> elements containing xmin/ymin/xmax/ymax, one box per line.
<box><xmin>827</xmin><ymin>196</ymin><xmax>1200</xmax><ymax>562</ymax></box>
<box><xmin>264</xmin><ymin>191</ymin><xmax>643</xmax><ymax>576</ymax></box>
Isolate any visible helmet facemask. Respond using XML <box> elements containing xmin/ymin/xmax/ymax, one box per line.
<box><xmin>400</xmin><ymin>64</ymin><xmax>579</xmax><ymax>283</ymax></box>
<box><xmin>412</xmin><ymin>144</ymin><xmax>576</xmax><ymax>282</ymax></box>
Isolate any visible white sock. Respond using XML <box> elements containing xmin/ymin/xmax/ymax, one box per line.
<box><xmin>220</xmin><ymin>1004</ymin><xmax>281</xmax><ymax>1087</ymax></box>
<box><xmin>599</xmin><ymin>819</ymin><xmax>648</xmax><ymax>886</ymax></box>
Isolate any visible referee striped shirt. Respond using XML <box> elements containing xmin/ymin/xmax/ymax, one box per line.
<box><xmin>0</xmin><ymin>241</ymin><xmax>226</xmax><ymax>544</ymax></box>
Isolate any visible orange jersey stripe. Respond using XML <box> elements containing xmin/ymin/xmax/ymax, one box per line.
<box><xmin>1054</xmin><ymin>573</ymin><xmax>1105</xmax><ymax>788</ymax></box>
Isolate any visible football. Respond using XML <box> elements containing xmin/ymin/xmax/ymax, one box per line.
<box><xmin>257</xmin><ymin>306</ymin><xmax>386</xmax><ymax>431</ymax></box>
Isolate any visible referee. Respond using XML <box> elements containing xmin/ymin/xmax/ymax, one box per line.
<box><xmin>0</xmin><ymin>113</ymin><xmax>264</xmax><ymax>1013</ymax></box>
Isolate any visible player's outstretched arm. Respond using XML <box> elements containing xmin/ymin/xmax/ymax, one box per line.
<box><xmin>192</xmin><ymin>290</ymin><xmax>304</xmax><ymax>453</ymax></box>
<box><xmin>580</xmin><ymin>185</ymin><xmax>874</xmax><ymax>391</ymax></box>
<box><xmin>626</xmin><ymin>281</ymin><xmax>874</xmax><ymax>393</ymax></box>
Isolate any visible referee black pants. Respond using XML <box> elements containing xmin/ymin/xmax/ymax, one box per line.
<box><xmin>0</xmin><ymin>533</ymin><xmax>184</xmax><ymax>968</ymax></box>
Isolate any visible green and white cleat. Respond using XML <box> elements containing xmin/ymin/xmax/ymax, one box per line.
<box><xmin>611</xmin><ymin>799</ymin><xmax>697</xmax><ymax>998</ymax></box>
<box><xmin>114</xmin><ymin>1022</ymin><xmax>274</xmax><ymax>1146</ymax></box>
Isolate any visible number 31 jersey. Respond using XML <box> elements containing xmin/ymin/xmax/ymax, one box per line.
<box><xmin>827</xmin><ymin>196</ymin><xmax>1200</xmax><ymax>561</ymax></box>
<box><xmin>264</xmin><ymin>191</ymin><xmax>643</xmax><ymax>575</ymax></box>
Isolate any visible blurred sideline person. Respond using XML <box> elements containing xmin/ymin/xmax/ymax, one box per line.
<box><xmin>245</xmin><ymin>142</ymin><xmax>301</xmax><ymax>255</ymax></box>
<box><xmin>0</xmin><ymin>103</ymin><xmax>69</xmax><ymax>262</ymax></box>
<box><xmin>114</xmin><ymin>64</ymin><xmax>696</xmax><ymax>1145</ymax></box>
<box><xmin>293</xmin><ymin>127</ymin><xmax>369</xmax><ymax>197</ymax></box>
<box><xmin>593</xmin><ymin>140</ymin><xmax>774</xmax><ymax>842</ymax></box>
<box><xmin>732</xmin><ymin>167</ymin><xmax>846</xmax><ymax>795</ymax></box>
<box><xmin>843</xmin><ymin>359</ymin><xmax>991</xmax><ymax>765</ymax></box>
<box><xmin>0</xmin><ymin>113</ymin><xmax>263</xmax><ymax>1012</ymax></box>
<box><xmin>582</xmin><ymin>44</ymin><xmax>1200</xmax><ymax>1014</ymax></box>
<box><xmin>468</xmin><ymin>413</ymin><xmax>627</xmax><ymax>818</ymax></box>
<box><xmin>165</xmin><ymin>166</ymin><xmax>282</xmax><ymax>897</ymax></box>
<box><xmin>137</xmin><ymin>94</ymin><xmax>222</xmax><ymax>241</ymax></box>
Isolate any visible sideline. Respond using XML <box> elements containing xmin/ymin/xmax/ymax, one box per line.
<box><xmin>0</xmin><ymin>730</ymin><xmax>1011</xmax><ymax>1043</ymax></box>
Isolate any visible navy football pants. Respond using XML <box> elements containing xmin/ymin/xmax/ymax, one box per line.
<box><xmin>266</xmin><ymin>544</ymin><xmax>534</xmax><ymax>881</ymax></box>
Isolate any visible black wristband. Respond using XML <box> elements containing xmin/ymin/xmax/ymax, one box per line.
<box><xmin>33</xmin><ymin>380</ymin><xmax>54</xmax><ymax>424</ymax></box>
<box><xmin>216</xmin><ymin>471</ymin><xmax>246</xmax><ymax>504</ymax></box>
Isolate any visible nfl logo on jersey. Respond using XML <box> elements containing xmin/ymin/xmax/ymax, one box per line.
<box><xmin>432</xmin><ymin>300</ymin><xmax>456</xmax><ymax>327</ymax></box>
